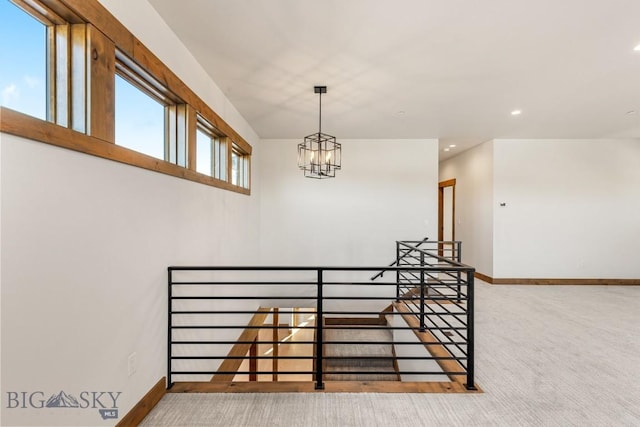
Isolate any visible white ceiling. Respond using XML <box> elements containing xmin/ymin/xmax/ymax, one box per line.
<box><xmin>148</xmin><ymin>0</ymin><xmax>640</xmax><ymax>159</ymax></box>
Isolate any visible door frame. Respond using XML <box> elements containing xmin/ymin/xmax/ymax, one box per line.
<box><xmin>438</xmin><ymin>178</ymin><xmax>456</xmax><ymax>244</ymax></box>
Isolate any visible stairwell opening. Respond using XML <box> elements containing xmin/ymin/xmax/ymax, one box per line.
<box><xmin>168</xmin><ymin>239</ymin><xmax>479</xmax><ymax>393</ymax></box>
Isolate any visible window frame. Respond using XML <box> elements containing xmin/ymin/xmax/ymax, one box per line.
<box><xmin>231</xmin><ymin>143</ymin><xmax>251</xmax><ymax>189</ymax></box>
<box><xmin>0</xmin><ymin>0</ymin><xmax>252</xmax><ymax>195</ymax></box>
<box><xmin>196</xmin><ymin>115</ymin><xmax>228</xmax><ymax>182</ymax></box>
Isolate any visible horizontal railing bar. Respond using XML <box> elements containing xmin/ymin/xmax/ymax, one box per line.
<box><xmin>171</xmin><ymin>311</ymin><xmax>316</xmax><ymax>315</ymax></box>
<box><xmin>170</xmin><ymin>281</ymin><xmax>468</xmax><ymax>288</ymax></box>
<box><xmin>171</xmin><ymin>296</ymin><xmax>317</xmax><ymax>300</ymax></box>
<box><xmin>170</xmin><ymin>340</ymin><xmax>468</xmax><ymax>345</ymax></box>
<box><xmin>170</xmin><ymin>310</ymin><xmax>460</xmax><ymax>316</ymax></box>
<box><xmin>171</xmin><ymin>370</ymin><xmax>467</xmax><ymax>375</ymax></box>
<box><xmin>171</xmin><ymin>325</ymin><xmax>468</xmax><ymax>331</ymax></box>
<box><xmin>171</xmin><ymin>355</ymin><xmax>465</xmax><ymax>360</ymax></box>
<box><xmin>172</xmin><ymin>281</ymin><xmax>319</xmax><ymax>285</ymax></box>
<box><xmin>170</xmin><ymin>296</ymin><xmax>468</xmax><ymax>301</ymax></box>
<box><xmin>171</xmin><ymin>371</ymin><xmax>316</xmax><ymax>375</ymax></box>
<box><xmin>168</xmin><ymin>265</ymin><xmax>474</xmax><ymax>272</ymax></box>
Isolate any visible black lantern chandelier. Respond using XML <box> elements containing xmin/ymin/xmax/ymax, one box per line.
<box><xmin>298</xmin><ymin>86</ymin><xmax>341</xmax><ymax>178</ymax></box>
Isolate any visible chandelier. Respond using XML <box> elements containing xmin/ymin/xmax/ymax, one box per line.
<box><xmin>297</xmin><ymin>86</ymin><xmax>341</xmax><ymax>178</ymax></box>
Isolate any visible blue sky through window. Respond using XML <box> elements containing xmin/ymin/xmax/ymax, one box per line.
<box><xmin>0</xmin><ymin>0</ymin><xmax>47</xmax><ymax>120</ymax></box>
<box><xmin>114</xmin><ymin>75</ymin><xmax>165</xmax><ymax>160</ymax></box>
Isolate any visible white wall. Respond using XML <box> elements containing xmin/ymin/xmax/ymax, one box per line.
<box><xmin>1</xmin><ymin>1</ymin><xmax>261</xmax><ymax>425</ymax></box>
<box><xmin>388</xmin><ymin>313</ymin><xmax>448</xmax><ymax>382</ymax></box>
<box><xmin>493</xmin><ymin>139</ymin><xmax>640</xmax><ymax>279</ymax></box>
<box><xmin>258</xmin><ymin>139</ymin><xmax>439</xmax><ymax>314</ymax></box>
<box><xmin>0</xmin><ymin>134</ymin><xmax>260</xmax><ymax>426</ymax></box>
<box><xmin>441</xmin><ymin>138</ymin><xmax>640</xmax><ymax>280</ymax></box>
<box><xmin>259</xmin><ymin>139</ymin><xmax>439</xmax><ymax>267</ymax></box>
<box><xmin>439</xmin><ymin>140</ymin><xmax>494</xmax><ymax>276</ymax></box>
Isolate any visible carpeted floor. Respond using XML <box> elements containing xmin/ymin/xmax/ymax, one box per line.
<box><xmin>141</xmin><ymin>281</ymin><xmax>640</xmax><ymax>426</ymax></box>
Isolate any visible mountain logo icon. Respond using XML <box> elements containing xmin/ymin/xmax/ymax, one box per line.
<box><xmin>45</xmin><ymin>391</ymin><xmax>80</xmax><ymax>408</ymax></box>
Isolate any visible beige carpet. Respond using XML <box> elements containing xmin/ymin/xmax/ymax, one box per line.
<box><xmin>141</xmin><ymin>281</ymin><xmax>640</xmax><ymax>426</ymax></box>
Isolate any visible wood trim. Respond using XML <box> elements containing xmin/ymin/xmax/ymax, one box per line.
<box><xmin>116</xmin><ymin>377</ymin><xmax>166</xmax><ymax>427</ymax></box>
<box><xmin>452</xmin><ymin>185</ymin><xmax>456</xmax><ymax>241</ymax></box>
<box><xmin>438</xmin><ymin>178</ymin><xmax>456</xmax><ymax>188</ymax></box>
<box><xmin>438</xmin><ymin>178</ymin><xmax>456</xmax><ymax>256</ymax></box>
<box><xmin>210</xmin><ymin>307</ymin><xmax>270</xmax><ymax>382</ymax></box>
<box><xmin>168</xmin><ymin>380</ymin><xmax>480</xmax><ymax>394</ymax></box>
<box><xmin>86</xmin><ymin>23</ymin><xmax>115</xmax><ymax>142</ymax></box>
<box><xmin>59</xmin><ymin>0</ymin><xmax>252</xmax><ymax>155</ymax></box>
<box><xmin>0</xmin><ymin>108</ymin><xmax>251</xmax><ymax>195</ymax></box>
<box><xmin>493</xmin><ymin>278</ymin><xmax>640</xmax><ymax>285</ymax></box>
<box><xmin>438</xmin><ymin>185</ymin><xmax>443</xmax><ymax>243</ymax></box>
<box><xmin>401</xmin><ymin>286</ymin><xmax>455</xmax><ymax>304</ymax></box>
<box><xmin>324</xmin><ymin>317</ymin><xmax>387</xmax><ymax>326</ymax></box>
<box><xmin>393</xmin><ymin>302</ymin><xmax>466</xmax><ymax>385</ymax></box>
<box><xmin>474</xmin><ymin>272</ymin><xmax>494</xmax><ymax>283</ymax></box>
<box><xmin>390</xmin><ymin>344</ymin><xmax>401</xmax><ymax>381</ymax></box>
<box><xmin>249</xmin><ymin>338</ymin><xmax>257</xmax><ymax>382</ymax></box>
<box><xmin>9</xmin><ymin>0</ymin><xmax>252</xmax><ymax>194</ymax></box>
<box><xmin>475</xmin><ymin>272</ymin><xmax>640</xmax><ymax>285</ymax></box>
<box><xmin>14</xmin><ymin>0</ymin><xmax>81</xmax><ymax>25</ymax></box>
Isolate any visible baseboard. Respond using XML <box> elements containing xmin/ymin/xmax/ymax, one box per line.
<box><xmin>474</xmin><ymin>272</ymin><xmax>640</xmax><ymax>285</ymax></box>
<box><xmin>116</xmin><ymin>377</ymin><xmax>166</xmax><ymax>427</ymax></box>
<box><xmin>168</xmin><ymin>381</ymin><xmax>481</xmax><ymax>394</ymax></box>
<box><xmin>474</xmin><ymin>272</ymin><xmax>493</xmax><ymax>283</ymax></box>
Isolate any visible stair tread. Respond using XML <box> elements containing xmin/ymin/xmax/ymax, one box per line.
<box><xmin>323</xmin><ymin>325</ymin><xmax>397</xmax><ymax>379</ymax></box>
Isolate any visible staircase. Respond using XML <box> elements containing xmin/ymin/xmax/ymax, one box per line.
<box><xmin>323</xmin><ymin>318</ymin><xmax>399</xmax><ymax>381</ymax></box>
<box><xmin>168</xmin><ymin>245</ymin><xmax>477</xmax><ymax>391</ymax></box>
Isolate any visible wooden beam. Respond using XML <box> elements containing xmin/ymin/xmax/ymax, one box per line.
<box><xmin>168</xmin><ymin>380</ymin><xmax>481</xmax><ymax>394</ymax></box>
<box><xmin>86</xmin><ymin>24</ymin><xmax>115</xmax><ymax>142</ymax></box>
<box><xmin>210</xmin><ymin>307</ymin><xmax>270</xmax><ymax>382</ymax></box>
<box><xmin>58</xmin><ymin>0</ymin><xmax>252</xmax><ymax>154</ymax></box>
<box><xmin>0</xmin><ymin>108</ymin><xmax>250</xmax><ymax>195</ymax></box>
<box><xmin>475</xmin><ymin>272</ymin><xmax>640</xmax><ymax>286</ymax></box>
<box><xmin>324</xmin><ymin>317</ymin><xmax>387</xmax><ymax>326</ymax></box>
<box><xmin>438</xmin><ymin>178</ymin><xmax>456</xmax><ymax>188</ymax></box>
<box><xmin>393</xmin><ymin>302</ymin><xmax>467</xmax><ymax>385</ymax></box>
<box><xmin>249</xmin><ymin>338</ymin><xmax>257</xmax><ymax>382</ymax></box>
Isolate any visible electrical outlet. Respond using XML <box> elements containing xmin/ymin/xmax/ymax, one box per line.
<box><xmin>128</xmin><ymin>352</ymin><xmax>137</xmax><ymax>377</ymax></box>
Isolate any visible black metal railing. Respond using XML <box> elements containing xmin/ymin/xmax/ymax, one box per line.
<box><xmin>168</xmin><ymin>241</ymin><xmax>476</xmax><ymax>391</ymax></box>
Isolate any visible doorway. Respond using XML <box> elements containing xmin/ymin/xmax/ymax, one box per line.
<box><xmin>438</xmin><ymin>179</ymin><xmax>456</xmax><ymax>257</ymax></box>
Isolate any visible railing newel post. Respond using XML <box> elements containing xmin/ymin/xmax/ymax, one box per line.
<box><xmin>315</xmin><ymin>268</ymin><xmax>325</xmax><ymax>390</ymax></box>
<box><xmin>465</xmin><ymin>269</ymin><xmax>477</xmax><ymax>390</ymax></box>
<box><xmin>456</xmin><ymin>241</ymin><xmax>462</xmax><ymax>302</ymax></box>
<box><xmin>167</xmin><ymin>267</ymin><xmax>173</xmax><ymax>389</ymax></box>
<box><xmin>396</xmin><ymin>241</ymin><xmax>401</xmax><ymax>302</ymax></box>
<box><xmin>419</xmin><ymin>252</ymin><xmax>426</xmax><ymax>332</ymax></box>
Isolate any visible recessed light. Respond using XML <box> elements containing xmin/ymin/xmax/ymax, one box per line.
<box><xmin>634</xmin><ymin>44</ymin><xmax>640</xmax><ymax>52</ymax></box>
<box><xmin>444</xmin><ymin>148</ymin><xmax>450</xmax><ymax>152</ymax></box>
<box><xmin>511</xmin><ymin>110</ymin><xmax>522</xmax><ymax>116</ymax></box>
<box><xmin>449</xmin><ymin>144</ymin><xmax>457</xmax><ymax>148</ymax></box>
